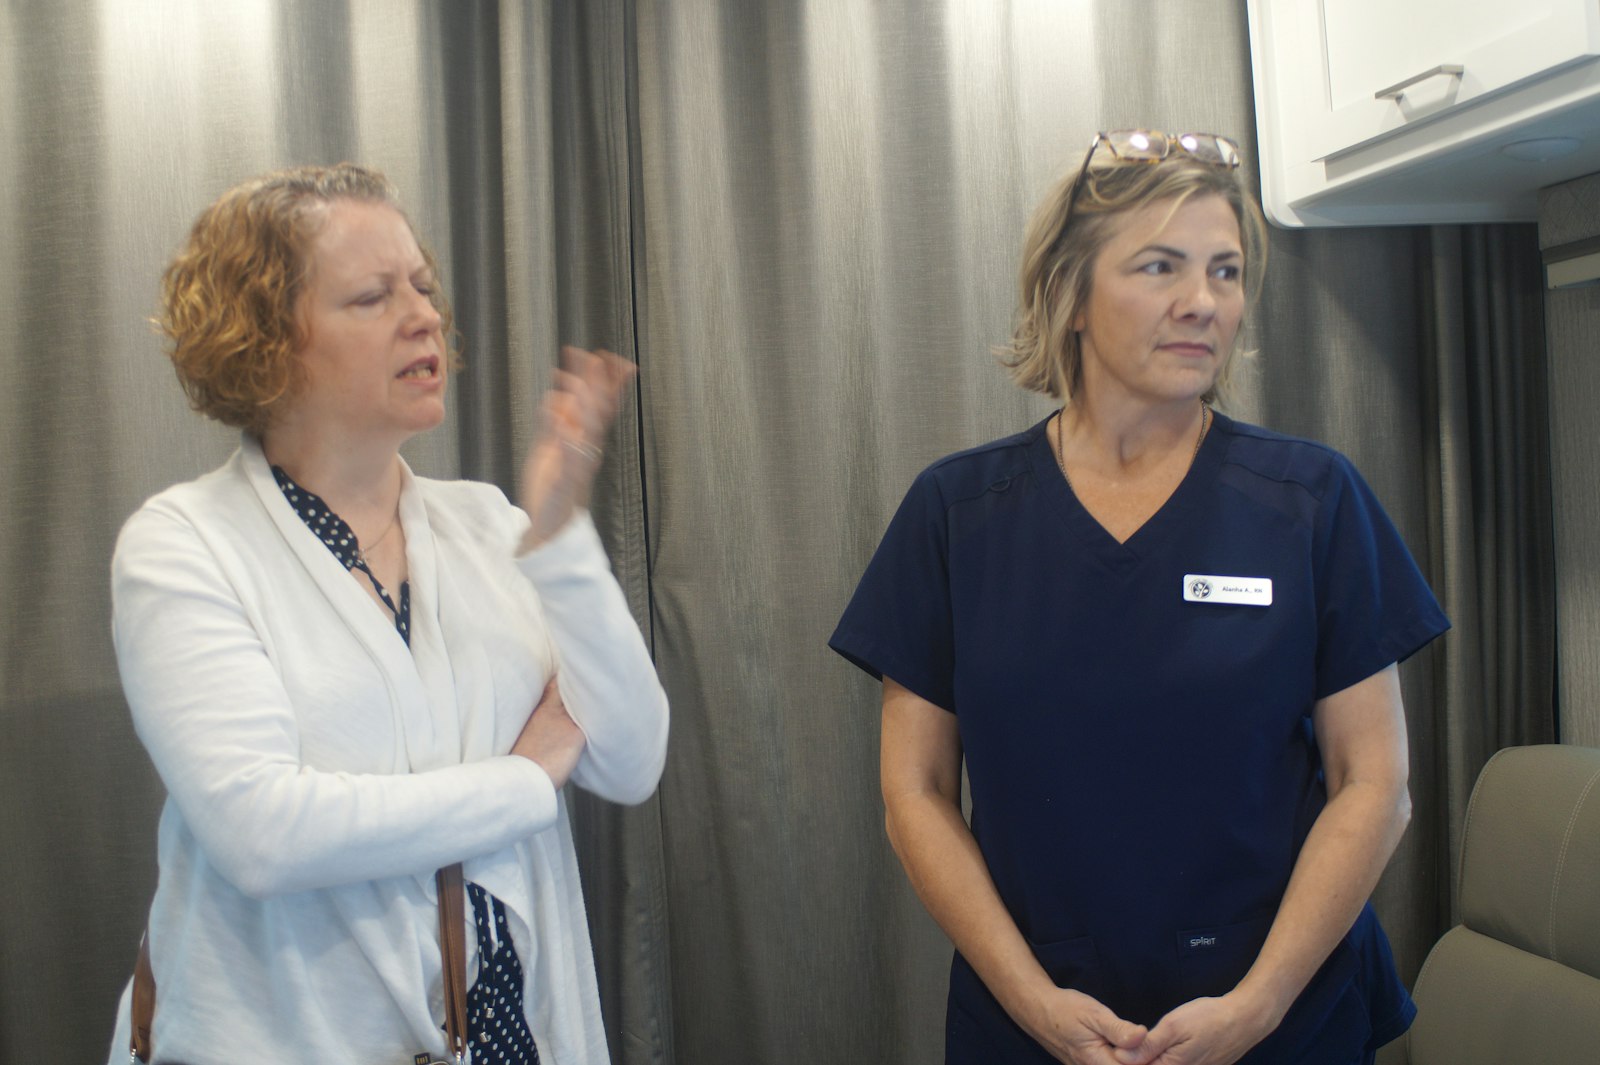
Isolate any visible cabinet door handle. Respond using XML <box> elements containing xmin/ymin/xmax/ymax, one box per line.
<box><xmin>1375</xmin><ymin>64</ymin><xmax>1464</xmax><ymax>102</ymax></box>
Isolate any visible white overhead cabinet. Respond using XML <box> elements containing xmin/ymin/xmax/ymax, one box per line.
<box><xmin>1247</xmin><ymin>0</ymin><xmax>1600</xmax><ymax>225</ymax></box>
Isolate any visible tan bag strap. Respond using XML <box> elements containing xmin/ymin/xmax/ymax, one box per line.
<box><xmin>130</xmin><ymin>932</ymin><xmax>155</xmax><ymax>1062</ymax></box>
<box><xmin>437</xmin><ymin>862</ymin><xmax>469</xmax><ymax>1062</ymax></box>
<box><xmin>127</xmin><ymin>865</ymin><xmax>470</xmax><ymax>1064</ymax></box>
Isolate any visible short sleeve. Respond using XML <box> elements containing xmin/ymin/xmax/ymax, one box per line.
<box><xmin>829</xmin><ymin>469</ymin><xmax>957</xmax><ymax>712</ymax></box>
<box><xmin>1313</xmin><ymin>455</ymin><xmax>1450</xmax><ymax>699</ymax></box>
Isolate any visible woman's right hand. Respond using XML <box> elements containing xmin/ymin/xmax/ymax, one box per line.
<box><xmin>512</xmin><ymin>677</ymin><xmax>587</xmax><ymax>788</ymax></box>
<box><xmin>1018</xmin><ymin>985</ymin><xmax>1148</xmax><ymax>1065</ymax></box>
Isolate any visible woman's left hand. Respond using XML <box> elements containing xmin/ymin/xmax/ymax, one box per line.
<box><xmin>1112</xmin><ymin>993</ymin><xmax>1273</xmax><ymax>1065</ymax></box>
<box><xmin>518</xmin><ymin>346</ymin><xmax>636</xmax><ymax>550</ymax></box>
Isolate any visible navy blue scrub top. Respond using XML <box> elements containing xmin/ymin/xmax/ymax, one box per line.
<box><xmin>830</xmin><ymin>411</ymin><xmax>1449</xmax><ymax>1064</ymax></box>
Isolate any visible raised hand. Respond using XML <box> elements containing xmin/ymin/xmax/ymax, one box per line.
<box><xmin>518</xmin><ymin>346</ymin><xmax>636</xmax><ymax>550</ymax></box>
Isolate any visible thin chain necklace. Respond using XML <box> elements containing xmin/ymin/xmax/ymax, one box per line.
<box><xmin>355</xmin><ymin>508</ymin><xmax>399</xmax><ymax>565</ymax></box>
<box><xmin>1054</xmin><ymin>401</ymin><xmax>1210</xmax><ymax>491</ymax></box>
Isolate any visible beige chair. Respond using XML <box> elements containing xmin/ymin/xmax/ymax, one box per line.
<box><xmin>1381</xmin><ymin>743</ymin><xmax>1600</xmax><ymax>1064</ymax></box>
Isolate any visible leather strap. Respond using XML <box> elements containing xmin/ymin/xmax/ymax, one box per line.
<box><xmin>127</xmin><ymin>867</ymin><xmax>470</xmax><ymax>1064</ymax></box>
<box><xmin>437</xmin><ymin>862</ymin><xmax>469</xmax><ymax>1062</ymax></box>
<box><xmin>131</xmin><ymin>932</ymin><xmax>155</xmax><ymax>1062</ymax></box>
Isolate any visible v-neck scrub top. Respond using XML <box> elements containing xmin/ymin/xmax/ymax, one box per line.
<box><xmin>830</xmin><ymin>412</ymin><xmax>1449</xmax><ymax>1064</ymax></box>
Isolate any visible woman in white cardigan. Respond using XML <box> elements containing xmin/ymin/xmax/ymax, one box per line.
<box><xmin>106</xmin><ymin>164</ymin><xmax>669</xmax><ymax>1065</ymax></box>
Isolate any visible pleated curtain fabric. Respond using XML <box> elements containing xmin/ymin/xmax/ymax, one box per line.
<box><xmin>0</xmin><ymin>2</ymin><xmax>1554</xmax><ymax>1065</ymax></box>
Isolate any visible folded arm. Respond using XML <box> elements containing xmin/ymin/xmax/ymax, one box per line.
<box><xmin>516</xmin><ymin>510</ymin><xmax>669</xmax><ymax>804</ymax></box>
<box><xmin>114</xmin><ymin>507</ymin><xmax>561</xmax><ymax>899</ymax></box>
<box><xmin>513</xmin><ymin>346</ymin><xmax>668</xmax><ymax>804</ymax></box>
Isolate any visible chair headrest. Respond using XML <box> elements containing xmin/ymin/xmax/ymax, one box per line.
<box><xmin>1458</xmin><ymin>744</ymin><xmax>1600</xmax><ymax>981</ymax></box>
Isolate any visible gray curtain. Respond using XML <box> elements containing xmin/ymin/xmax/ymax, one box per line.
<box><xmin>1</xmin><ymin>2</ymin><xmax>1552</xmax><ymax>1065</ymax></box>
<box><xmin>1241</xmin><ymin>223</ymin><xmax>1555</xmax><ymax>975</ymax></box>
<box><xmin>1415</xmin><ymin>225</ymin><xmax>1555</xmax><ymax>920</ymax></box>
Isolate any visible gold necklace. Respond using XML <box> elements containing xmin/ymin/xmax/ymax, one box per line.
<box><xmin>1054</xmin><ymin>402</ymin><xmax>1210</xmax><ymax>490</ymax></box>
<box><xmin>355</xmin><ymin>508</ymin><xmax>399</xmax><ymax>564</ymax></box>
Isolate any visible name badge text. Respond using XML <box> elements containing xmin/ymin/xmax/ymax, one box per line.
<box><xmin>1182</xmin><ymin>574</ymin><xmax>1272</xmax><ymax>606</ymax></box>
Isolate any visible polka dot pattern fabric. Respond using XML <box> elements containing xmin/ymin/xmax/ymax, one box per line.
<box><xmin>272</xmin><ymin>465</ymin><xmax>541</xmax><ymax>1063</ymax></box>
<box><xmin>465</xmin><ymin>882</ymin><xmax>541</xmax><ymax>1064</ymax></box>
<box><xmin>271</xmin><ymin>464</ymin><xmax>411</xmax><ymax>645</ymax></box>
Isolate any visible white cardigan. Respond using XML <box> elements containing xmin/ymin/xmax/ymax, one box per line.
<box><xmin>105</xmin><ymin>437</ymin><xmax>669</xmax><ymax>1065</ymax></box>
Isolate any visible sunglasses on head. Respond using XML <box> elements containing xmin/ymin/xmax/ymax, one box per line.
<box><xmin>1082</xmin><ymin>130</ymin><xmax>1241</xmax><ymax>172</ymax></box>
<box><xmin>1062</xmin><ymin>129</ymin><xmax>1242</xmax><ymax>230</ymax></box>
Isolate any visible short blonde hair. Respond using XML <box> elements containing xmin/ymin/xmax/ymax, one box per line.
<box><xmin>157</xmin><ymin>163</ymin><xmax>459</xmax><ymax>435</ymax></box>
<box><xmin>998</xmin><ymin>147</ymin><xmax>1268</xmax><ymax>409</ymax></box>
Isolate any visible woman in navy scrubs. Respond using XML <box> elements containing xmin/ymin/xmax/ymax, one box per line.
<box><xmin>830</xmin><ymin>131</ymin><xmax>1448</xmax><ymax>1065</ymax></box>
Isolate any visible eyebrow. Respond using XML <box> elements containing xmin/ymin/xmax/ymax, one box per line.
<box><xmin>345</xmin><ymin>264</ymin><xmax>434</xmax><ymax>285</ymax></box>
<box><xmin>1133</xmin><ymin>244</ymin><xmax>1243</xmax><ymax>262</ymax></box>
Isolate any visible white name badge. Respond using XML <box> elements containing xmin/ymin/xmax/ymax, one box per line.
<box><xmin>1183</xmin><ymin>574</ymin><xmax>1272</xmax><ymax>606</ymax></box>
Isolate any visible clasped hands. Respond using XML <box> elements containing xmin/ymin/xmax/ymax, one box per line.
<box><xmin>1025</xmin><ymin>984</ymin><xmax>1275</xmax><ymax>1065</ymax></box>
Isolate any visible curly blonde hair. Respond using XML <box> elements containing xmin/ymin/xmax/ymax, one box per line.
<box><xmin>997</xmin><ymin>147</ymin><xmax>1268</xmax><ymax>410</ymax></box>
<box><xmin>157</xmin><ymin>163</ymin><xmax>459</xmax><ymax>435</ymax></box>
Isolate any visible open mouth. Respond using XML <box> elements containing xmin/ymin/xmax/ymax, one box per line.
<box><xmin>398</xmin><ymin>357</ymin><xmax>440</xmax><ymax>380</ymax></box>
